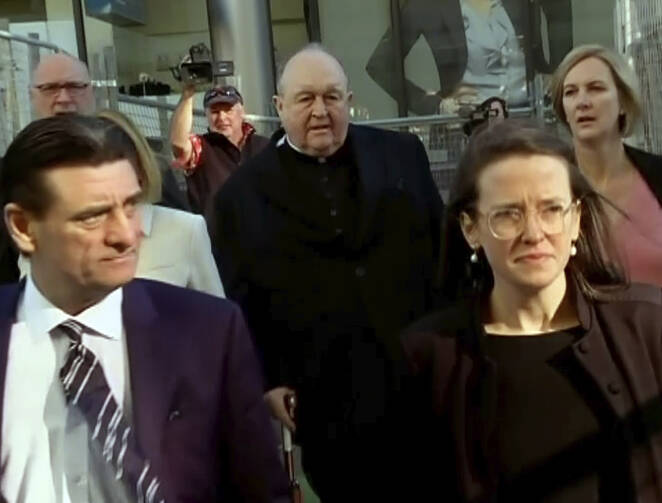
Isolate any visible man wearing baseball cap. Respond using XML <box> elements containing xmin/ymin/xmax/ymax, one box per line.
<box><xmin>170</xmin><ymin>83</ymin><xmax>268</xmax><ymax>215</ymax></box>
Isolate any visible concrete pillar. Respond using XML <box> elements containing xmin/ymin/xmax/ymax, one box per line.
<box><xmin>206</xmin><ymin>0</ymin><xmax>276</xmax><ymax>116</ymax></box>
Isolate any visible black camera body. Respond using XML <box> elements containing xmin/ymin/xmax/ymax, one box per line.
<box><xmin>461</xmin><ymin>98</ymin><xmax>508</xmax><ymax>137</ymax></box>
<box><xmin>171</xmin><ymin>44</ymin><xmax>214</xmax><ymax>86</ymax></box>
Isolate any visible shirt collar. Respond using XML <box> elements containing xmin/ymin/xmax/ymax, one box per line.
<box><xmin>278</xmin><ymin>134</ymin><xmax>329</xmax><ymax>164</ymax></box>
<box><xmin>20</xmin><ymin>274</ymin><xmax>123</xmax><ymax>341</ymax></box>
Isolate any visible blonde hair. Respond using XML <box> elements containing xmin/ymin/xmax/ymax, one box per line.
<box><xmin>549</xmin><ymin>44</ymin><xmax>642</xmax><ymax>137</ymax></box>
<box><xmin>96</xmin><ymin>109</ymin><xmax>162</xmax><ymax>203</ymax></box>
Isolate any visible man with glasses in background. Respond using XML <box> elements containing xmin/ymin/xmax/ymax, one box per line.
<box><xmin>28</xmin><ymin>53</ymin><xmax>189</xmax><ymax>213</ymax></box>
<box><xmin>170</xmin><ymin>84</ymin><xmax>268</xmax><ymax>216</ymax></box>
<box><xmin>30</xmin><ymin>53</ymin><xmax>95</xmax><ymax>118</ymax></box>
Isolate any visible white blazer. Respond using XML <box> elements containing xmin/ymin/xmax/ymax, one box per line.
<box><xmin>19</xmin><ymin>205</ymin><xmax>225</xmax><ymax>298</ymax></box>
<box><xmin>135</xmin><ymin>205</ymin><xmax>225</xmax><ymax>297</ymax></box>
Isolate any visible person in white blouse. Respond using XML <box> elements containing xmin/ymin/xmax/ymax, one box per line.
<box><xmin>19</xmin><ymin>110</ymin><xmax>224</xmax><ymax>298</ymax></box>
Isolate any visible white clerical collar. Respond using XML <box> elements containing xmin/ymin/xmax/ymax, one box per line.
<box><xmin>19</xmin><ymin>274</ymin><xmax>123</xmax><ymax>342</ymax></box>
<box><xmin>277</xmin><ymin>134</ymin><xmax>327</xmax><ymax>164</ymax></box>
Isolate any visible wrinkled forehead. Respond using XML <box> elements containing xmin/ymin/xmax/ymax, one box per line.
<box><xmin>43</xmin><ymin>160</ymin><xmax>142</xmax><ymax>210</ymax></box>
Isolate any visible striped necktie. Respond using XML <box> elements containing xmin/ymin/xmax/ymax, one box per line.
<box><xmin>57</xmin><ymin>319</ymin><xmax>167</xmax><ymax>503</ymax></box>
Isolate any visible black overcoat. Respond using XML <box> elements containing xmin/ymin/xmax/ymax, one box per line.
<box><xmin>210</xmin><ymin>123</ymin><xmax>444</xmax><ymax>499</ymax></box>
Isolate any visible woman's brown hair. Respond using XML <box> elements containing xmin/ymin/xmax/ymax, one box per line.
<box><xmin>441</xmin><ymin>120</ymin><xmax>627</xmax><ymax>299</ymax></box>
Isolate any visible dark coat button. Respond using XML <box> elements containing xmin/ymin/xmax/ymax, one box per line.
<box><xmin>577</xmin><ymin>341</ymin><xmax>589</xmax><ymax>354</ymax></box>
<box><xmin>607</xmin><ymin>382</ymin><xmax>621</xmax><ymax>395</ymax></box>
<box><xmin>355</xmin><ymin>266</ymin><xmax>366</xmax><ymax>278</ymax></box>
<box><xmin>168</xmin><ymin>409</ymin><xmax>182</xmax><ymax>421</ymax></box>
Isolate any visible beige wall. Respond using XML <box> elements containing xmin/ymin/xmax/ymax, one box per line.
<box><xmin>138</xmin><ymin>0</ymin><xmax>208</xmax><ymax>35</ymax></box>
<box><xmin>572</xmin><ymin>0</ymin><xmax>616</xmax><ymax>48</ymax></box>
<box><xmin>271</xmin><ymin>0</ymin><xmax>307</xmax><ymax>73</ymax></box>
<box><xmin>318</xmin><ymin>0</ymin><xmax>396</xmax><ymax>120</ymax></box>
<box><xmin>44</xmin><ymin>0</ymin><xmax>72</xmax><ymax>21</ymax></box>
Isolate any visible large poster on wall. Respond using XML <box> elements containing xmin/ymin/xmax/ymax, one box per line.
<box><xmin>366</xmin><ymin>0</ymin><xmax>573</xmax><ymax>116</ymax></box>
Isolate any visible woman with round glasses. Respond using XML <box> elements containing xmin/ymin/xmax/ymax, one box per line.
<box><xmin>402</xmin><ymin>121</ymin><xmax>662</xmax><ymax>502</ymax></box>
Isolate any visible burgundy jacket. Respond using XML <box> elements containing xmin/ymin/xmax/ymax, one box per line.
<box><xmin>402</xmin><ymin>281</ymin><xmax>662</xmax><ymax>502</ymax></box>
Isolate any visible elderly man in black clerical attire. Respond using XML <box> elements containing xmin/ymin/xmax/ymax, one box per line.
<box><xmin>211</xmin><ymin>43</ymin><xmax>444</xmax><ymax>502</ymax></box>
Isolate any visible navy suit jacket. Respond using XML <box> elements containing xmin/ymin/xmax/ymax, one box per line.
<box><xmin>0</xmin><ymin>279</ymin><xmax>289</xmax><ymax>502</ymax></box>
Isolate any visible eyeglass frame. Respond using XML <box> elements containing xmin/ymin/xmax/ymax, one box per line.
<box><xmin>467</xmin><ymin>199</ymin><xmax>581</xmax><ymax>240</ymax></box>
<box><xmin>32</xmin><ymin>81</ymin><xmax>91</xmax><ymax>96</ymax></box>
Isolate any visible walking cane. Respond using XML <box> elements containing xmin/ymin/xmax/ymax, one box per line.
<box><xmin>282</xmin><ymin>393</ymin><xmax>303</xmax><ymax>503</ymax></box>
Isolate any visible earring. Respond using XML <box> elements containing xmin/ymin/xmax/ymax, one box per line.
<box><xmin>470</xmin><ymin>248</ymin><xmax>479</xmax><ymax>263</ymax></box>
<box><xmin>570</xmin><ymin>242</ymin><xmax>577</xmax><ymax>257</ymax></box>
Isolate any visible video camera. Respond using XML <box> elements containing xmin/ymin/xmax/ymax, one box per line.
<box><xmin>171</xmin><ymin>43</ymin><xmax>216</xmax><ymax>86</ymax></box>
<box><xmin>461</xmin><ymin>97</ymin><xmax>508</xmax><ymax>137</ymax></box>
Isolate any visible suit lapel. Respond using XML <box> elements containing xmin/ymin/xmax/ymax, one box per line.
<box><xmin>0</xmin><ymin>281</ymin><xmax>26</xmax><ymax>457</ymax></box>
<box><xmin>122</xmin><ymin>280</ymin><xmax>177</xmax><ymax>465</ymax></box>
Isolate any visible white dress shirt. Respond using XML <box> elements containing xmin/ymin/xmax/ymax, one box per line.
<box><xmin>1</xmin><ymin>275</ymin><xmax>129</xmax><ymax>503</ymax></box>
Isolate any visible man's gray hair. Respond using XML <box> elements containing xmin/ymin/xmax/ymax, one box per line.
<box><xmin>275</xmin><ymin>43</ymin><xmax>350</xmax><ymax>96</ymax></box>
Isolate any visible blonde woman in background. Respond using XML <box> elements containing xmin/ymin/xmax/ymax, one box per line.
<box><xmin>19</xmin><ymin>110</ymin><xmax>225</xmax><ymax>297</ymax></box>
<box><xmin>550</xmin><ymin>44</ymin><xmax>662</xmax><ymax>286</ymax></box>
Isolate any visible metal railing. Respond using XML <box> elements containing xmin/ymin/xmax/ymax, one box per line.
<box><xmin>0</xmin><ymin>30</ymin><xmax>63</xmax><ymax>53</ymax></box>
<box><xmin>117</xmin><ymin>94</ymin><xmax>282</xmax><ymax>149</ymax></box>
<box><xmin>0</xmin><ymin>30</ymin><xmax>63</xmax><ymax>153</ymax></box>
<box><xmin>1</xmin><ymin>31</ymin><xmax>540</xmax><ymax>197</ymax></box>
<box><xmin>117</xmin><ymin>94</ymin><xmax>492</xmax><ymax>195</ymax></box>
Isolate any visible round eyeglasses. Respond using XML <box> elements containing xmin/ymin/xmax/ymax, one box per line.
<box><xmin>475</xmin><ymin>200</ymin><xmax>580</xmax><ymax>240</ymax></box>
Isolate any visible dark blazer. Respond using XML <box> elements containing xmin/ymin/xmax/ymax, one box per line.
<box><xmin>625</xmin><ymin>144</ymin><xmax>662</xmax><ymax>207</ymax></box>
<box><xmin>211</xmin><ymin>124</ymin><xmax>443</xmax><ymax>499</ymax></box>
<box><xmin>0</xmin><ymin>157</ymin><xmax>19</xmax><ymax>285</ymax></box>
<box><xmin>366</xmin><ymin>0</ymin><xmax>573</xmax><ymax>115</ymax></box>
<box><xmin>0</xmin><ymin>279</ymin><xmax>289</xmax><ymax>503</ymax></box>
<box><xmin>402</xmin><ymin>281</ymin><xmax>662</xmax><ymax>503</ymax></box>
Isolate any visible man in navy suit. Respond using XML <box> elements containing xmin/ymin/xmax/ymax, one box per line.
<box><xmin>0</xmin><ymin>114</ymin><xmax>288</xmax><ymax>502</ymax></box>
